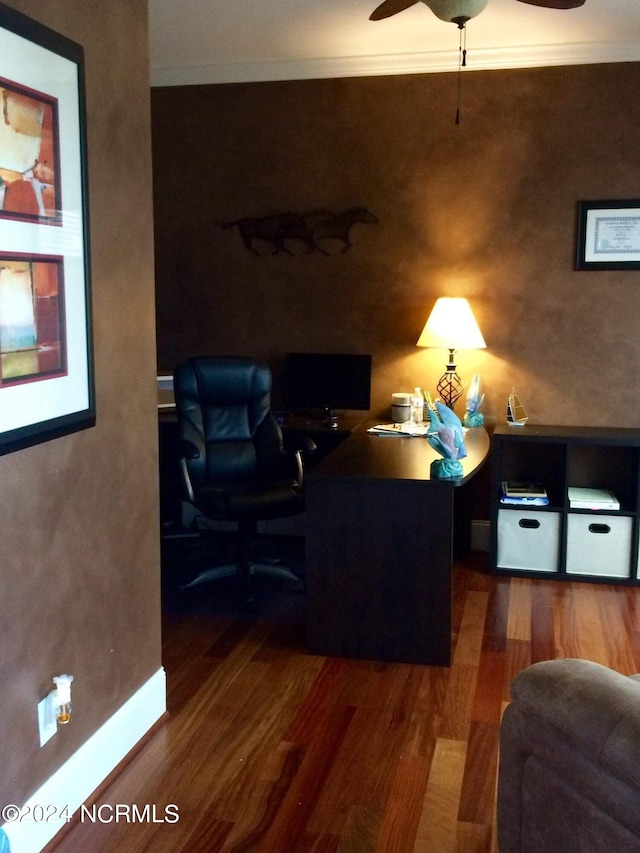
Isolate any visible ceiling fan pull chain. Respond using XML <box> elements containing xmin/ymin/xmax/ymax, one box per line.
<box><xmin>455</xmin><ymin>21</ymin><xmax>467</xmax><ymax>124</ymax></box>
<box><xmin>462</xmin><ymin>22</ymin><xmax>467</xmax><ymax>67</ymax></box>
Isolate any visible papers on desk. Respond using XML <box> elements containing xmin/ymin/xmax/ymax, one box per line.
<box><xmin>367</xmin><ymin>423</ymin><xmax>430</xmax><ymax>437</ymax></box>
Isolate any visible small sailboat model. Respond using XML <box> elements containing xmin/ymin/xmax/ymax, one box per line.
<box><xmin>507</xmin><ymin>388</ymin><xmax>528</xmax><ymax>426</ymax></box>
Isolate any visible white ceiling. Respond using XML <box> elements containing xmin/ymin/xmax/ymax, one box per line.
<box><xmin>148</xmin><ymin>0</ymin><xmax>640</xmax><ymax>87</ymax></box>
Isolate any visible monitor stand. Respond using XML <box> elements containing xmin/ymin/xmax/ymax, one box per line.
<box><xmin>321</xmin><ymin>408</ymin><xmax>339</xmax><ymax>429</ymax></box>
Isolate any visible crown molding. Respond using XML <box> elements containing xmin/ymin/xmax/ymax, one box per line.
<box><xmin>150</xmin><ymin>40</ymin><xmax>640</xmax><ymax>87</ymax></box>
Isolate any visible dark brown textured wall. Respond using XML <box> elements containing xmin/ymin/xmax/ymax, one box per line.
<box><xmin>152</xmin><ymin>64</ymin><xmax>640</xmax><ymax>427</ymax></box>
<box><xmin>0</xmin><ymin>1</ymin><xmax>160</xmax><ymax>808</ymax></box>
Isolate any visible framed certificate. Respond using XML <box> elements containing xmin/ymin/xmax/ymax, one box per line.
<box><xmin>0</xmin><ymin>3</ymin><xmax>94</xmax><ymax>455</ymax></box>
<box><xmin>576</xmin><ymin>200</ymin><xmax>640</xmax><ymax>271</ymax></box>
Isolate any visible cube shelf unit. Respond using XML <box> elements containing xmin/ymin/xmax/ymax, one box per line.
<box><xmin>490</xmin><ymin>424</ymin><xmax>640</xmax><ymax>584</ymax></box>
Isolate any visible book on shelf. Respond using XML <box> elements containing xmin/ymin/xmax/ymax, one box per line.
<box><xmin>500</xmin><ymin>481</ymin><xmax>549</xmax><ymax>506</ymax></box>
<box><xmin>567</xmin><ymin>487</ymin><xmax>620</xmax><ymax>510</ymax></box>
<box><xmin>500</xmin><ymin>496</ymin><xmax>549</xmax><ymax>506</ymax></box>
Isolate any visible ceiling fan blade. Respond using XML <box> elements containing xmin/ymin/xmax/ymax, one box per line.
<box><xmin>370</xmin><ymin>0</ymin><xmax>422</xmax><ymax>21</ymax></box>
<box><xmin>515</xmin><ymin>0</ymin><xmax>586</xmax><ymax>8</ymax></box>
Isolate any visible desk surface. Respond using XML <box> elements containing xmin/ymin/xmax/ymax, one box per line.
<box><xmin>279</xmin><ymin>412</ymin><xmax>367</xmax><ymax>433</ymax></box>
<box><xmin>309</xmin><ymin>423</ymin><xmax>489</xmax><ymax>485</ymax></box>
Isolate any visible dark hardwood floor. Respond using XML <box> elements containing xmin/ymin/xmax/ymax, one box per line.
<box><xmin>49</xmin><ymin>542</ymin><xmax>640</xmax><ymax>852</ymax></box>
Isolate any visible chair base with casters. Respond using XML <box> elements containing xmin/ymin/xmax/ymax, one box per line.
<box><xmin>173</xmin><ymin>356</ymin><xmax>315</xmax><ymax>609</ymax></box>
<box><xmin>179</xmin><ymin>518</ymin><xmax>305</xmax><ymax>608</ymax></box>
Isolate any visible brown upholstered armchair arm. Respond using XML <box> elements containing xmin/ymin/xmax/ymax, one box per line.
<box><xmin>498</xmin><ymin>659</ymin><xmax>640</xmax><ymax>853</ymax></box>
<box><xmin>508</xmin><ymin>658</ymin><xmax>640</xmax><ymax>786</ymax></box>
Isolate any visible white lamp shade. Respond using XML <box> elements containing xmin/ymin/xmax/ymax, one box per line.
<box><xmin>425</xmin><ymin>0</ymin><xmax>489</xmax><ymax>23</ymax></box>
<box><xmin>417</xmin><ymin>297</ymin><xmax>486</xmax><ymax>350</ymax></box>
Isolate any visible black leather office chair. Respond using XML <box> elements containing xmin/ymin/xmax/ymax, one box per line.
<box><xmin>173</xmin><ymin>356</ymin><xmax>314</xmax><ymax>607</ymax></box>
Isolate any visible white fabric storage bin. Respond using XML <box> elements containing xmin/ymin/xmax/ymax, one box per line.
<box><xmin>497</xmin><ymin>509</ymin><xmax>561</xmax><ymax>573</ymax></box>
<box><xmin>566</xmin><ymin>513</ymin><xmax>632</xmax><ymax>578</ymax></box>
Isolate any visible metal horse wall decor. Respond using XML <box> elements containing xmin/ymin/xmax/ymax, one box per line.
<box><xmin>222</xmin><ymin>208</ymin><xmax>378</xmax><ymax>256</ymax></box>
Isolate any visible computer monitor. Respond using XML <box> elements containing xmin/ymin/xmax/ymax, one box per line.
<box><xmin>284</xmin><ymin>352</ymin><xmax>372</xmax><ymax>424</ymax></box>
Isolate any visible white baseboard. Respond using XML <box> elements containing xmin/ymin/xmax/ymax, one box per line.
<box><xmin>4</xmin><ymin>667</ymin><xmax>166</xmax><ymax>853</ymax></box>
<box><xmin>471</xmin><ymin>519</ymin><xmax>491</xmax><ymax>552</ymax></box>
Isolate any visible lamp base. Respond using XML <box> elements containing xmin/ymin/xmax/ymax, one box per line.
<box><xmin>436</xmin><ymin>361</ymin><xmax>464</xmax><ymax>409</ymax></box>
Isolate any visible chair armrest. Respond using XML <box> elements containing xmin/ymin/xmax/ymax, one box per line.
<box><xmin>508</xmin><ymin>658</ymin><xmax>640</xmax><ymax>787</ymax></box>
<box><xmin>175</xmin><ymin>438</ymin><xmax>200</xmax><ymax>461</ymax></box>
<box><xmin>282</xmin><ymin>432</ymin><xmax>316</xmax><ymax>486</ymax></box>
<box><xmin>283</xmin><ymin>432</ymin><xmax>317</xmax><ymax>455</ymax></box>
<box><xmin>175</xmin><ymin>439</ymin><xmax>200</xmax><ymax>503</ymax></box>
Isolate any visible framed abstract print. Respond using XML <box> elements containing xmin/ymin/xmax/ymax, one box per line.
<box><xmin>0</xmin><ymin>3</ymin><xmax>94</xmax><ymax>455</ymax></box>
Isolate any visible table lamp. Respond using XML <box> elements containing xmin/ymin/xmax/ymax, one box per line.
<box><xmin>417</xmin><ymin>297</ymin><xmax>486</xmax><ymax>409</ymax></box>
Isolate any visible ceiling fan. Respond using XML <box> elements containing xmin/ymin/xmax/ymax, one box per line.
<box><xmin>370</xmin><ymin>0</ymin><xmax>587</xmax><ymax>123</ymax></box>
<box><xmin>370</xmin><ymin>0</ymin><xmax>586</xmax><ymax>25</ymax></box>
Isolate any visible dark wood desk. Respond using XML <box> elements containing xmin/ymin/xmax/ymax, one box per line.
<box><xmin>158</xmin><ymin>408</ymin><xmax>183</xmax><ymax>531</ymax></box>
<box><xmin>280</xmin><ymin>413</ymin><xmax>367</xmax><ymax>469</ymax></box>
<box><xmin>305</xmin><ymin>425</ymin><xmax>490</xmax><ymax>666</ymax></box>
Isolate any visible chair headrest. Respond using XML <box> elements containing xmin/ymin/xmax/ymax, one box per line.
<box><xmin>175</xmin><ymin>356</ymin><xmax>272</xmax><ymax>407</ymax></box>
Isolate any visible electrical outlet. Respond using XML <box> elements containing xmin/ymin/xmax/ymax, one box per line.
<box><xmin>38</xmin><ymin>693</ymin><xmax>57</xmax><ymax>746</ymax></box>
